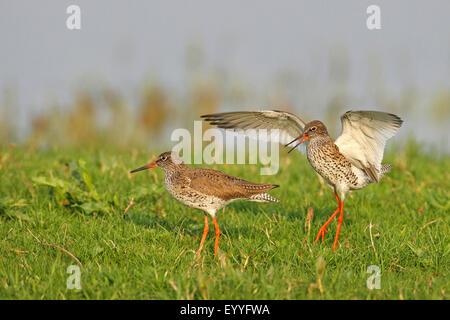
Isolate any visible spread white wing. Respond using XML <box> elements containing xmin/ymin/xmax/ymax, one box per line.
<box><xmin>201</xmin><ymin>110</ymin><xmax>306</xmax><ymax>153</ymax></box>
<box><xmin>334</xmin><ymin>111</ymin><xmax>403</xmax><ymax>182</ymax></box>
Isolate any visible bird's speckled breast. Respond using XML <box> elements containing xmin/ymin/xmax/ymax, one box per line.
<box><xmin>306</xmin><ymin>138</ymin><xmax>367</xmax><ymax>190</ymax></box>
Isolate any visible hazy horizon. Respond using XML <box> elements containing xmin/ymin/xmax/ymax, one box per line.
<box><xmin>1</xmin><ymin>0</ymin><xmax>449</xmax><ymax>151</ymax></box>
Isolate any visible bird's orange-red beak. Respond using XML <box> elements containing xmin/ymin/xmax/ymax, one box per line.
<box><xmin>130</xmin><ymin>162</ymin><xmax>157</xmax><ymax>173</ymax></box>
<box><xmin>286</xmin><ymin>133</ymin><xmax>308</xmax><ymax>153</ymax></box>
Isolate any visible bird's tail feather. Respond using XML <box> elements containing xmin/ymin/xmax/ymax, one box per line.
<box><xmin>250</xmin><ymin>193</ymin><xmax>280</xmax><ymax>203</ymax></box>
<box><xmin>379</xmin><ymin>164</ymin><xmax>392</xmax><ymax>179</ymax></box>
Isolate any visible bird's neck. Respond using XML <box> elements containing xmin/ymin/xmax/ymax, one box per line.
<box><xmin>306</xmin><ymin>134</ymin><xmax>333</xmax><ymax>151</ymax></box>
<box><xmin>162</xmin><ymin>163</ymin><xmax>185</xmax><ymax>176</ymax></box>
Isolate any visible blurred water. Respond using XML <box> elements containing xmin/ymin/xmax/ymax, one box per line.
<box><xmin>0</xmin><ymin>0</ymin><xmax>449</xmax><ymax>151</ymax></box>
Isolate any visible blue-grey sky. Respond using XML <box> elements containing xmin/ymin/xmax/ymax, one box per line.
<box><xmin>1</xmin><ymin>1</ymin><xmax>449</xmax><ymax>150</ymax></box>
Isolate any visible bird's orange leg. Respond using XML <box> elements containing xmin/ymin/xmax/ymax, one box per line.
<box><xmin>212</xmin><ymin>217</ymin><xmax>220</xmax><ymax>257</ymax></box>
<box><xmin>332</xmin><ymin>201</ymin><xmax>344</xmax><ymax>251</ymax></box>
<box><xmin>315</xmin><ymin>191</ymin><xmax>340</xmax><ymax>243</ymax></box>
<box><xmin>196</xmin><ymin>214</ymin><xmax>209</xmax><ymax>258</ymax></box>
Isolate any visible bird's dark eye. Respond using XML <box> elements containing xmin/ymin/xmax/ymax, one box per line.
<box><xmin>161</xmin><ymin>156</ymin><xmax>167</xmax><ymax>161</ymax></box>
<box><xmin>311</xmin><ymin>126</ymin><xmax>317</xmax><ymax>131</ymax></box>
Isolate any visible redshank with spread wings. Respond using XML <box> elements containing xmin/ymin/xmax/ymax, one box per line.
<box><xmin>202</xmin><ymin>110</ymin><xmax>403</xmax><ymax>250</ymax></box>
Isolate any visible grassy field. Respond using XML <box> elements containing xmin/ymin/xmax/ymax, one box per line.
<box><xmin>0</xmin><ymin>142</ymin><xmax>448</xmax><ymax>300</ymax></box>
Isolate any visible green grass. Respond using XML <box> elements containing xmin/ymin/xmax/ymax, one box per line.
<box><xmin>0</xmin><ymin>142</ymin><xmax>449</xmax><ymax>299</ymax></box>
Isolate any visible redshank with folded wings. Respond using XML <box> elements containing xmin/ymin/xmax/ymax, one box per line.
<box><xmin>131</xmin><ymin>151</ymin><xmax>279</xmax><ymax>258</ymax></box>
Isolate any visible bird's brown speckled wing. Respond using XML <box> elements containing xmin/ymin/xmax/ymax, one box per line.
<box><xmin>185</xmin><ymin>168</ymin><xmax>279</xmax><ymax>201</ymax></box>
<box><xmin>335</xmin><ymin>110</ymin><xmax>403</xmax><ymax>182</ymax></box>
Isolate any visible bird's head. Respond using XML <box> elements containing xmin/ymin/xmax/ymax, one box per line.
<box><xmin>130</xmin><ymin>151</ymin><xmax>184</xmax><ymax>173</ymax></box>
<box><xmin>303</xmin><ymin>120</ymin><xmax>328</xmax><ymax>139</ymax></box>
<box><xmin>286</xmin><ymin>120</ymin><xmax>328</xmax><ymax>153</ymax></box>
